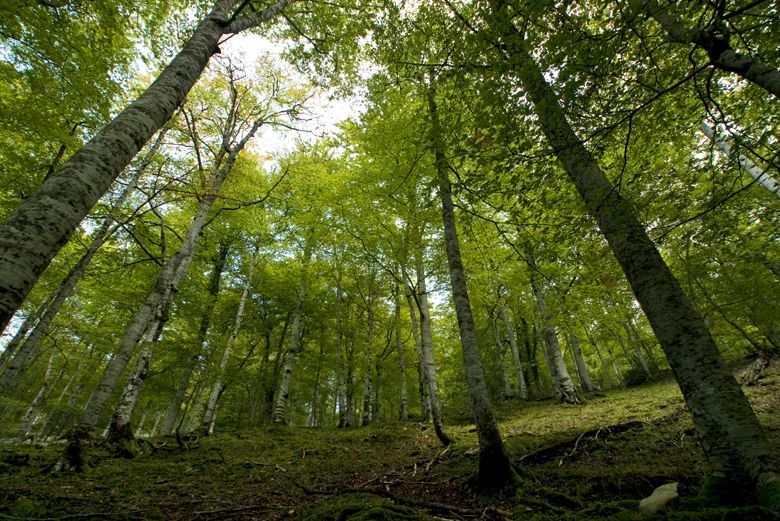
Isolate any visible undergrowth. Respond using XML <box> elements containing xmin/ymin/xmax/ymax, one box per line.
<box><xmin>1</xmin><ymin>362</ymin><xmax>778</xmax><ymax>520</ymax></box>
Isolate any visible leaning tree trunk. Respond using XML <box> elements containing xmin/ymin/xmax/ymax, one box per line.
<box><xmin>161</xmin><ymin>239</ymin><xmax>231</xmax><ymax>435</ymax></box>
<box><xmin>17</xmin><ymin>348</ymin><xmax>57</xmax><ymax>441</ymax></box>
<box><xmin>529</xmin><ymin>272</ymin><xmax>580</xmax><ymax>404</ymax></box>
<box><xmin>200</xmin><ymin>245</ymin><xmax>259</xmax><ymax>435</ymax></box>
<box><xmin>499</xmin><ymin>304</ymin><xmax>529</xmax><ymax>400</ymax></box>
<box><xmin>490</xmin><ymin>6</ymin><xmax>780</xmax><ymax>501</ymax></box>
<box><xmin>630</xmin><ymin>0</ymin><xmax>780</xmax><ymax>100</ymax></box>
<box><xmin>0</xmin><ymin>129</ymin><xmax>168</xmax><ymax>398</ymax></box>
<box><xmin>416</xmin><ymin>264</ymin><xmax>451</xmax><ymax>447</ymax></box>
<box><xmin>65</xmin><ymin>115</ymin><xmax>262</xmax><ymax>469</ymax></box>
<box><xmin>106</xmin><ymin>324</ymin><xmax>160</xmax><ymax>444</ymax></box>
<box><xmin>0</xmin><ymin>0</ymin><xmax>293</xmax><ymax>331</ymax></box>
<box><xmin>699</xmin><ymin>121</ymin><xmax>780</xmax><ymax>200</ymax></box>
<box><xmin>427</xmin><ymin>78</ymin><xmax>514</xmax><ymax>487</ymax></box>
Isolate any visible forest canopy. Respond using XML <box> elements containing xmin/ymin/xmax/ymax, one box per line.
<box><xmin>0</xmin><ymin>0</ymin><xmax>778</xmax><ymax>518</ymax></box>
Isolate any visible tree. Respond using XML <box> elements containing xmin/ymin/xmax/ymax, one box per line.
<box><xmin>0</xmin><ymin>0</ymin><xmax>294</xmax><ymax>331</ymax></box>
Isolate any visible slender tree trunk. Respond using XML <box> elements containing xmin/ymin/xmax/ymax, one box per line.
<box><xmin>106</xmin><ymin>327</ymin><xmax>158</xmax><ymax>444</ymax></box>
<box><xmin>569</xmin><ymin>333</ymin><xmax>594</xmax><ymax>392</ymax></box>
<box><xmin>336</xmin><ymin>285</ymin><xmax>349</xmax><ymax>428</ymax></box>
<box><xmin>623</xmin><ymin>322</ymin><xmax>652</xmax><ymax>377</ymax></box>
<box><xmin>488</xmin><ymin>307</ymin><xmax>514</xmax><ymax>399</ymax></box>
<box><xmin>17</xmin><ymin>349</ymin><xmax>57</xmax><ymax>441</ymax></box>
<box><xmin>631</xmin><ymin>0</ymin><xmax>780</xmax><ymax>100</ymax></box>
<box><xmin>273</xmin><ymin>246</ymin><xmax>311</xmax><ymax>424</ymax></box>
<box><xmin>582</xmin><ymin>323</ymin><xmax>614</xmax><ymax>388</ymax></box>
<box><xmin>700</xmin><ymin>122</ymin><xmax>780</xmax><ymax>200</ymax></box>
<box><xmin>200</xmin><ymin>245</ymin><xmax>259</xmax><ymax>435</ymax></box>
<box><xmin>0</xmin><ymin>296</ymin><xmax>51</xmax><ymax>370</ymax></box>
<box><xmin>404</xmin><ymin>278</ymin><xmax>431</xmax><ymax>422</ymax></box>
<box><xmin>308</xmin><ymin>332</ymin><xmax>325</xmax><ymax>427</ymax></box>
<box><xmin>395</xmin><ymin>283</ymin><xmax>409</xmax><ymax>420</ymax></box>
<box><xmin>161</xmin><ymin>239</ymin><xmax>231</xmax><ymax>435</ymax></box>
<box><xmin>491</xmin><ymin>9</ymin><xmax>780</xmax><ymax>499</ymax></box>
<box><xmin>0</xmin><ymin>0</ymin><xmax>293</xmax><ymax>330</ymax></box>
<box><xmin>361</xmin><ymin>292</ymin><xmax>375</xmax><ymax>426</ymax></box>
<box><xmin>529</xmin><ymin>272</ymin><xmax>580</xmax><ymax>404</ymax></box>
<box><xmin>427</xmin><ymin>78</ymin><xmax>515</xmax><ymax>486</ymax></box>
<box><xmin>416</xmin><ymin>264</ymin><xmax>451</xmax><ymax>446</ymax></box>
<box><xmin>499</xmin><ymin>304</ymin><xmax>528</xmax><ymax>400</ymax></box>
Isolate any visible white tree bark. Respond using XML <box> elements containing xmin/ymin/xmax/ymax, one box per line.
<box><xmin>67</xmin><ymin>107</ymin><xmax>264</xmax><ymax>457</ymax></box>
<box><xmin>404</xmin><ymin>278</ymin><xmax>431</xmax><ymax>422</ymax></box>
<box><xmin>17</xmin><ymin>348</ymin><xmax>57</xmax><ymax>441</ymax></box>
<box><xmin>569</xmin><ymin>333</ymin><xmax>594</xmax><ymax>392</ymax></box>
<box><xmin>200</xmin><ymin>245</ymin><xmax>260</xmax><ymax>434</ymax></box>
<box><xmin>499</xmin><ymin>304</ymin><xmax>529</xmax><ymax>400</ymax></box>
<box><xmin>530</xmin><ymin>275</ymin><xmax>580</xmax><ymax>404</ymax></box>
<box><xmin>699</xmin><ymin>121</ymin><xmax>780</xmax><ymax>200</ymax></box>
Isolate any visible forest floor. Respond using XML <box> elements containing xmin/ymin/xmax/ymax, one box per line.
<box><xmin>2</xmin><ymin>362</ymin><xmax>780</xmax><ymax>521</ymax></box>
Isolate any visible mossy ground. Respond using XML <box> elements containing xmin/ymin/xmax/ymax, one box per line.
<box><xmin>1</xmin><ymin>362</ymin><xmax>778</xmax><ymax>520</ymax></box>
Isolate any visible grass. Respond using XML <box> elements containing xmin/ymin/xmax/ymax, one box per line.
<box><xmin>1</xmin><ymin>362</ymin><xmax>779</xmax><ymax>520</ymax></box>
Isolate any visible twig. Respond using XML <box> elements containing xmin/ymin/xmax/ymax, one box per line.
<box><xmin>559</xmin><ymin>431</ymin><xmax>587</xmax><ymax>466</ymax></box>
<box><xmin>426</xmin><ymin>444</ymin><xmax>452</xmax><ymax>472</ymax></box>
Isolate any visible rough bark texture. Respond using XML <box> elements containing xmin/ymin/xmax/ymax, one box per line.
<box><xmin>0</xmin><ymin>0</ymin><xmax>235</xmax><ymax>331</ymax></box>
<box><xmin>0</xmin><ymin>0</ymin><xmax>295</xmax><ymax>332</ymax></box>
<box><xmin>0</xmin><ymin>129</ymin><xmax>167</xmax><ymax>398</ymax></box>
<box><xmin>427</xmin><ymin>79</ymin><xmax>513</xmax><ymax>486</ymax></box>
<box><xmin>491</xmin><ymin>6</ymin><xmax>780</xmax><ymax>498</ymax></box>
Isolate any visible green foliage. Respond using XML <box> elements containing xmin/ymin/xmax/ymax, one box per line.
<box><xmin>292</xmin><ymin>494</ymin><xmax>434</xmax><ymax>521</ymax></box>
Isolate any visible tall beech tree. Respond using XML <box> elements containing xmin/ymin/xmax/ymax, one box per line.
<box><xmin>473</xmin><ymin>0</ymin><xmax>780</xmax><ymax>503</ymax></box>
<box><xmin>0</xmin><ymin>0</ymin><xmax>294</xmax><ymax>332</ymax></box>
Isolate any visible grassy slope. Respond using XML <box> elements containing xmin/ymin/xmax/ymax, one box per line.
<box><xmin>1</xmin><ymin>362</ymin><xmax>778</xmax><ymax>520</ymax></box>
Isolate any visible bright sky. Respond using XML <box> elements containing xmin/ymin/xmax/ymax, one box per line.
<box><xmin>219</xmin><ymin>32</ymin><xmax>363</xmax><ymax>160</ymax></box>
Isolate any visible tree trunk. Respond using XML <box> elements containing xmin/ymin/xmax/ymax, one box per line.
<box><xmin>416</xmin><ymin>263</ymin><xmax>451</xmax><ymax>446</ymax></box>
<box><xmin>569</xmin><ymin>333</ymin><xmax>594</xmax><ymax>392</ymax></box>
<box><xmin>161</xmin><ymin>239</ymin><xmax>231</xmax><ymax>435</ymax></box>
<box><xmin>361</xmin><ymin>290</ymin><xmax>375</xmax><ymax>426</ymax></box>
<box><xmin>427</xmin><ymin>78</ymin><xmax>514</xmax><ymax>486</ymax></box>
<box><xmin>699</xmin><ymin>121</ymin><xmax>780</xmax><ymax>199</ymax></box>
<box><xmin>200</xmin><ymin>245</ymin><xmax>259</xmax><ymax>435</ymax></box>
<box><xmin>0</xmin><ymin>130</ymin><xmax>167</xmax><ymax>397</ymax></box>
<box><xmin>499</xmin><ymin>304</ymin><xmax>528</xmax><ymax>400</ymax></box>
<box><xmin>336</xmin><ymin>285</ymin><xmax>349</xmax><ymax>428</ymax></box>
<box><xmin>0</xmin><ymin>0</ymin><xmax>293</xmax><ymax>330</ymax></box>
<box><xmin>631</xmin><ymin>0</ymin><xmax>780</xmax><ymax>100</ymax></box>
<box><xmin>17</xmin><ymin>348</ymin><xmax>57</xmax><ymax>441</ymax></box>
<box><xmin>404</xmin><ymin>277</ymin><xmax>431</xmax><ymax>422</ymax></box>
<box><xmin>394</xmin><ymin>282</ymin><xmax>408</xmax><ymax>420</ymax></box>
<box><xmin>308</xmin><ymin>332</ymin><xmax>325</xmax><ymax>427</ymax></box>
<box><xmin>529</xmin><ymin>272</ymin><xmax>580</xmax><ymax>404</ymax></box>
<box><xmin>274</xmin><ymin>285</ymin><xmax>306</xmax><ymax>423</ymax></box>
<box><xmin>66</xmin><ymin>97</ymin><xmax>263</xmax><ymax>457</ymax></box>
<box><xmin>491</xmin><ymin>9</ymin><xmax>780</xmax><ymax>499</ymax></box>
<box><xmin>488</xmin><ymin>306</ymin><xmax>514</xmax><ymax>399</ymax></box>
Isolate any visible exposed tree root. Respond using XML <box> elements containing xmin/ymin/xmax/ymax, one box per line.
<box><xmin>519</xmin><ymin>407</ymin><xmax>687</xmax><ymax>465</ymax></box>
